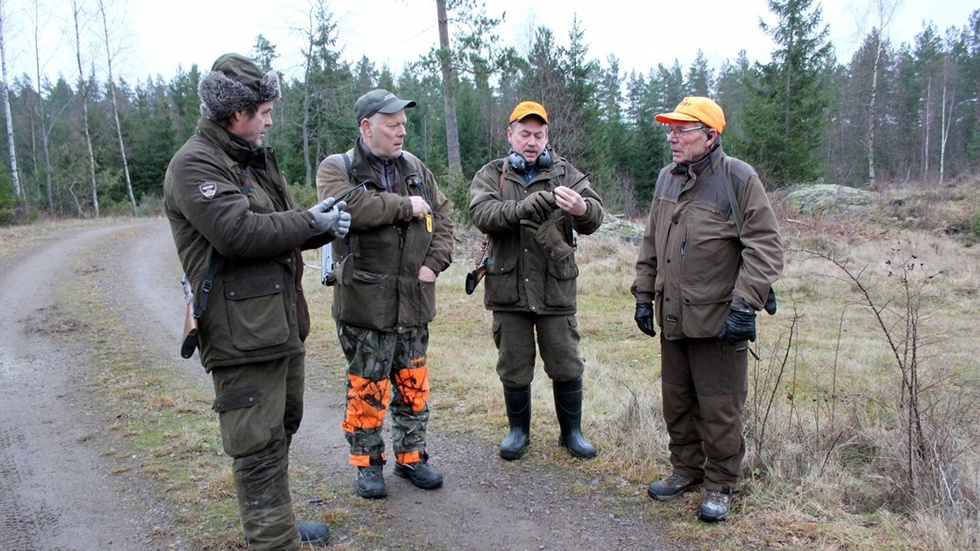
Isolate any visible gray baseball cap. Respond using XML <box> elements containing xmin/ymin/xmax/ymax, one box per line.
<box><xmin>354</xmin><ymin>89</ymin><xmax>416</xmax><ymax>123</ymax></box>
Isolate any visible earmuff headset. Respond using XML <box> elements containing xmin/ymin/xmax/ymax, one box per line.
<box><xmin>508</xmin><ymin>147</ymin><xmax>553</xmax><ymax>173</ymax></box>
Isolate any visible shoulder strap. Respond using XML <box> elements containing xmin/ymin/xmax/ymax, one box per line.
<box><xmin>342</xmin><ymin>153</ymin><xmax>352</xmax><ymax>182</ymax></box>
<box><xmin>193</xmin><ymin>251</ymin><xmax>223</xmax><ymax>318</ymax></box>
<box><xmin>723</xmin><ymin>156</ymin><xmax>743</xmax><ymax>236</ymax></box>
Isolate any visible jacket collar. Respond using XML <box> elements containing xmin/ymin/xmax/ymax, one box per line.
<box><xmin>670</xmin><ymin>143</ymin><xmax>724</xmax><ymax>177</ymax></box>
<box><xmin>197</xmin><ymin>117</ymin><xmax>264</xmax><ymax>168</ymax></box>
<box><xmin>351</xmin><ymin>138</ymin><xmax>418</xmax><ymax>190</ymax></box>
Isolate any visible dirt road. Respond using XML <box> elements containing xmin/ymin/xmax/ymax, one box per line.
<box><xmin>0</xmin><ymin>219</ymin><xmax>685</xmax><ymax>550</ymax></box>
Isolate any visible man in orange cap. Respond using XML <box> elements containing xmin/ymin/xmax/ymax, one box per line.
<box><xmin>469</xmin><ymin>100</ymin><xmax>604</xmax><ymax>461</ymax></box>
<box><xmin>631</xmin><ymin>96</ymin><xmax>783</xmax><ymax>522</ymax></box>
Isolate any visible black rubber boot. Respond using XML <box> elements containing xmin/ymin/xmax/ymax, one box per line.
<box><xmin>499</xmin><ymin>385</ymin><xmax>531</xmax><ymax>460</ymax></box>
<box><xmin>553</xmin><ymin>378</ymin><xmax>597</xmax><ymax>459</ymax></box>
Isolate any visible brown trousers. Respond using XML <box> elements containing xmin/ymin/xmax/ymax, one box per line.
<box><xmin>660</xmin><ymin>336</ymin><xmax>747</xmax><ymax>492</ymax></box>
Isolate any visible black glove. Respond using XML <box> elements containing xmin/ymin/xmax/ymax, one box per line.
<box><xmin>720</xmin><ymin>307</ymin><xmax>756</xmax><ymax>344</ymax></box>
<box><xmin>764</xmin><ymin>287</ymin><xmax>777</xmax><ymax>315</ymax></box>
<box><xmin>634</xmin><ymin>302</ymin><xmax>656</xmax><ymax>337</ymax></box>
<box><xmin>517</xmin><ymin>191</ymin><xmax>556</xmax><ymax>222</ymax></box>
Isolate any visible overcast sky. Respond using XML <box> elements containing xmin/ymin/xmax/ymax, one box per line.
<box><xmin>2</xmin><ymin>0</ymin><xmax>974</xmax><ymax>86</ymax></box>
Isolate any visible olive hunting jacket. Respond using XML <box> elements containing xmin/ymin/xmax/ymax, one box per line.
<box><xmin>469</xmin><ymin>157</ymin><xmax>603</xmax><ymax>316</ymax></box>
<box><xmin>631</xmin><ymin>145</ymin><xmax>783</xmax><ymax>340</ymax></box>
<box><xmin>164</xmin><ymin>117</ymin><xmax>333</xmax><ymax>370</ymax></box>
<box><xmin>315</xmin><ymin>140</ymin><xmax>454</xmax><ymax>333</ymax></box>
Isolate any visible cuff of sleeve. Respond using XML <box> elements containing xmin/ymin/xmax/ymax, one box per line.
<box><xmin>731</xmin><ymin>296</ymin><xmax>753</xmax><ymax>311</ymax></box>
<box><xmin>304</xmin><ymin>211</ymin><xmax>317</xmax><ymax>229</ymax></box>
<box><xmin>402</xmin><ymin>198</ymin><xmax>414</xmax><ymax>221</ymax></box>
<box><xmin>634</xmin><ymin>293</ymin><xmax>653</xmax><ymax>304</ymax></box>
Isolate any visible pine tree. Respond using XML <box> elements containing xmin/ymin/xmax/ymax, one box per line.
<box><xmin>744</xmin><ymin>0</ymin><xmax>834</xmax><ymax>185</ymax></box>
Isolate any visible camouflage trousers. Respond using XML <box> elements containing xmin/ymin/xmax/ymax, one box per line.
<box><xmin>336</xmin><ymin>322</ymin><xmax>431</xmax><ymax>467</ymax></box>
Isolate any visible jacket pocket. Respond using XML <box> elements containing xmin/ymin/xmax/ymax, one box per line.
<box><xmin>416</xmin><ymin>279</ymin><xmax>436</xmax><ymax>324</ymax></box>
<box><xmin>544</xmin><ymin>256</ymin><xmax>578</xmax><ymax>308</ymax></box>
<box><xmin>334</xmin><ymin>270</ymin><xmax>394</xmax><ymax>330</ymax></box>
<box><xmin>680</xmin><ymin>281</ymin><xmax>732</xmax><ymax>339</ymax></box>
<box><xmin>225</xmin><ymin>275</ymin><xmax>289</xmax><ymax>351</ymax></box>
<box><xmin>485</xmin><ymin>254</ymin><xmax>520</xmax><ymax>306</ymax></box>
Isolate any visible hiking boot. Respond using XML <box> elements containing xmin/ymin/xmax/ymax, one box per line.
<box><xmin>297</xmin><ymin>521</ymin><xmax>330</xmax><ymax>545</ymax></box>
<box><xmin>394</xmin><ymin>460</ymin><xmax>443</xmax><ymax>490</ymax></box>
<box><xmin>647</xmin><ymin>473</ymin><xmax>703</xmax><ymax>501</ymax></box>
<box><xmin>356</xmin><ymin>465</ymin><xmax>387</xmax><ymax>499</ymax></box>
<box><xmin>698</xmin><ymin>490</ymin><xmax>731</xmax><ymax>522</ymax></box>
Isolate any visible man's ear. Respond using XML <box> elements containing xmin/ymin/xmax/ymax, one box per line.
<box><xmin>706</xmin><ymin>131</ymin><xmax>718</xmax><ymax>147</ymax></box>
<box><xmin>359</xmin><ymin>117</ymin><xmax>371</xmax><ymax>136</ymax></box>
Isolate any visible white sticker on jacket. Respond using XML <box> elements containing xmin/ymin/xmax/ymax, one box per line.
<box><xmin>199</xmin><ymin>182</ymin><xmax>217</xmax><ymax>199</ymax></box>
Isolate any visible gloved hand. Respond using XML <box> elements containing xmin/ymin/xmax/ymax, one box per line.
<box><xmin>332</xmin><ymin>209</ymin><xmax>352</xmax><ymax>238</ymax></box>
<box><xmin>720</xmin><ymin>307</ymin><xmax>756</xmax><ymax>344</ymax></box>
<box><xmin>517</xmin><ymin>191</ymin><xmax>556</xmax><ymax>222</ymax></box>
<box><xmin>634</xmin><ymin>302</ymin><xmax>656</xmax><ymax>337</ymax></box>
<box><xmin>308</xmin><ymin>199</ymin><xmax>349</xmax><ymax>237</ymax></box>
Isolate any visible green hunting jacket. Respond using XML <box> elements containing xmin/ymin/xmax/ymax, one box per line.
<box><xmin>164</xmin><ymin>117</ymin><xmax>333</xmax><ymax>371</ymax></box>
<box><xmin>469</xmin><ymin>157</ymin><xmax>603</xmax><ymax>315</ymax></box>
<box><xmin>631</xmin><ymin>145</ymin><xmax>784</xmax><ymax>340</ymax></box>
<box><xmin>315</xmin><ymin>140</ymin><xmax>454</xmax><ymax>333</ymax></box>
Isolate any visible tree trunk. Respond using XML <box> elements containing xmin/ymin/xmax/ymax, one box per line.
<box><xmin>72</xmin><ymin>0</ymin><xmax>99</xmax><ymax>218</ymax></box>
<box><xmin>922</xmin><ymin>78</ymin><xmax>931</xmax><ymax>180</ymax></box>
<box><xmin>32</xmin><ymin>0</ymin><xmax>55</xmax><ymax>209</ymax></box>
<box><xmin>0</xmin><ymin>3</ymin><xmax>21</xmax><ymax>200</ymax></box>
<box><xmin>436</xmin><ymin>0</ymin><xmax>461</xmax><ymax>174</ymax></box>
<box><xmin>867</xmin><ymin>35</ymin><xmax>880</xmax><ymax>187</ymax></box>
<box><xmin>938</xmin><ymin>70</ymin><xmax>953</xmax><ymax>186</ymax></box>
<box><xmin>98</xmin><ymin>0</ymin><xmax>137</xmax><ymax>216</ymax></box>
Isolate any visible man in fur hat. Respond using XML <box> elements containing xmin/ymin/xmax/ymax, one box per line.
<box><xmin>164</xmin><ymin>53</ymin><xmax>349</xmax><ymax>549</ymax></box>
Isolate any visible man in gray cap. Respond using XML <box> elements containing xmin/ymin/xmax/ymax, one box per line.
<box><xmin>164</xmin><ymin>53</ymin><xmax>350</xmax><ymax>549</ymax></box>
<box><xmin>315</xmin><ymin>89</ymin><xmax>454</xmax><ymax>499</ymax></box>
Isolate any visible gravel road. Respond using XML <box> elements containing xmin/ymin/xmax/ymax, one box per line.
<box><xmin>0</xmin><ymin>219</ymin><xmax>686</xmax><ymax>551</ymax></box>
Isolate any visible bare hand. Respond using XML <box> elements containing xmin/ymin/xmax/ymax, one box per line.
<box><xmin>553</xmin><ymin>186</ymin><xmax>587</xmax><ymax>216</ymax></box>
<box><xmin>418</xmin><ymin>265</ymin><xmax>437</xmax><ymax>282</ymax></box>
<box><xmin>409</xmin><ymin>196</ymin><xmax>432</xmax><ymax>219</ymax></box>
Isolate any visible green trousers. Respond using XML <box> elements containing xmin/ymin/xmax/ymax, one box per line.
<box><xmin>211</xmin><ymin>354</ymin><xmax>305</xmax><ymax>551</ymax></box>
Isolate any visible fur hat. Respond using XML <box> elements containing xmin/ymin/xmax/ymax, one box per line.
<box><xmin>198</xmin><ymin>53</ymin><xmax>281</xmax><ymax>121</ymax></box>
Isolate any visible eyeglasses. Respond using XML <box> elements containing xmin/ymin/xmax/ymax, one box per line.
<box><xmin>665</xmin><ymin>125</ymin><xmax>706</xmax><ymax>138</ymax></box>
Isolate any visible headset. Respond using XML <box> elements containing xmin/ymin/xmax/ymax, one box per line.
<box><xmin>508</xmin><ymin>147</ymin><xmax>553</xmax><ymax>173</ymax></box>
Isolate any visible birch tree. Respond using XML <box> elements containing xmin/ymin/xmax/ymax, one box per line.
<box><xmin>860</xmin><ymin>0</ymin><xmax>898</xmax><ymax>186</ymax></box>
<box><xmin>97</xmin><ymin>0</ymin><xmax>135</xmax><ymax>215</ymax></box>
<box><xmin>71</xmin><ymin>0</ymin><xmax>98</xmax><ymax>217</ymax></box>
<box><xmin>0</xmin><ymin>0</ymin><xmax>20</xmax><ymax>199</ymax></box>
<box><xmin>31</xmin><ymin>0</ymin><xmax>56</xmax><ymax>208</ymax></box>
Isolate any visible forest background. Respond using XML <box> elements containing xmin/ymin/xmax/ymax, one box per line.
<box><xmin>0</xmin><ymin>0</ymin><xmax>978</xmax><ymax>222</ymax></box>
<box><xmin>1</xmin><ymin>1</ymin><xmax>979</xmax><ymax>548</ymax></box>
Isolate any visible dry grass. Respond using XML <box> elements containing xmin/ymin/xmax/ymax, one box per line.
<box><xmin>303</xmin><ymin>175</ymin><xmax>980</xmax><ymax>549</ymax></box>
<box><xmin>3</xmin><ymin>177</ymin><xmax>978</xmax><ymax>549</ymax></box>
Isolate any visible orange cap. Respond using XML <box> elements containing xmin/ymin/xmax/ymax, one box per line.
<box><xmin>509</xmin><ymin>101</ymin><xmax>548</xmax><ymax>124</ymax></box>
<box><xmin>655</xmin><ymin>96</ymin><xmax>726</xmax><ymax>134</ymax></box>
